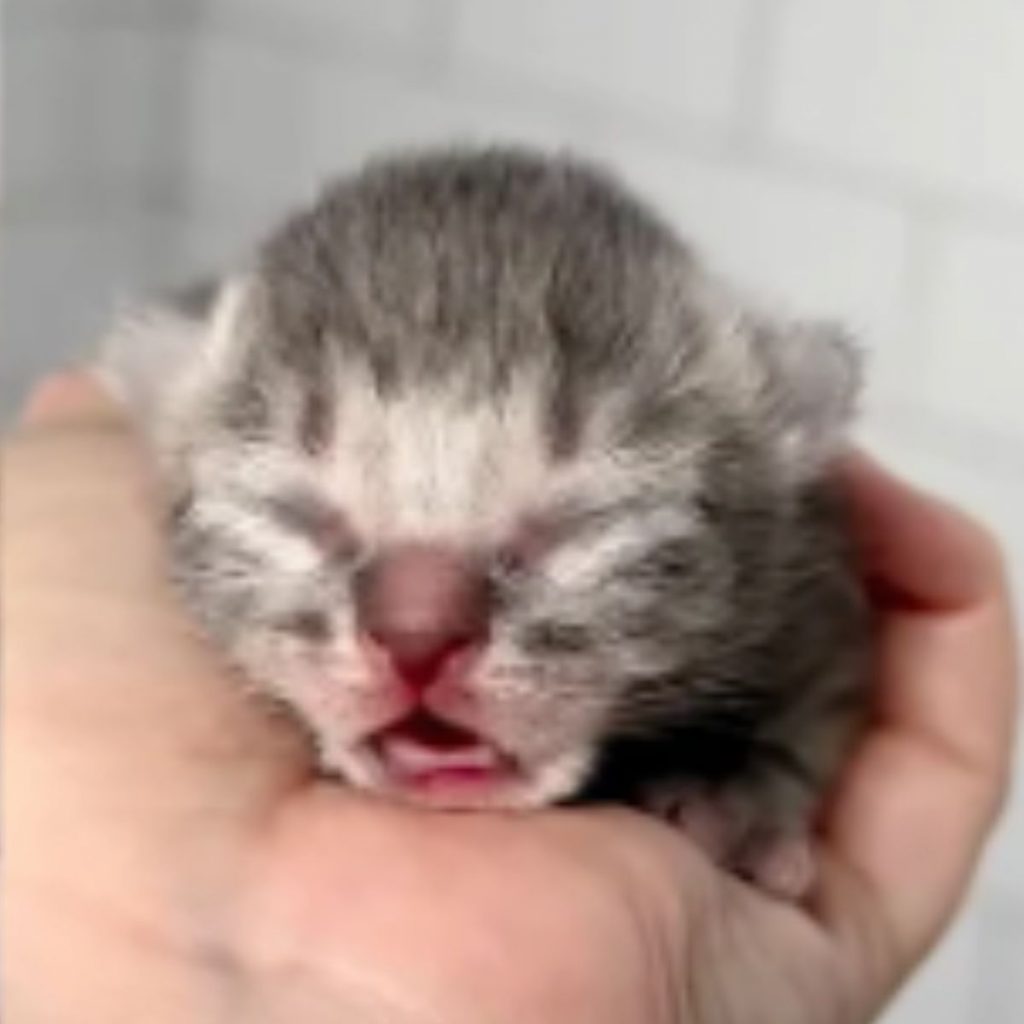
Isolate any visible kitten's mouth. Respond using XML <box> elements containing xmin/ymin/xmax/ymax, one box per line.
<box><xmin>369</xmin><ymin>709</ymin><xmax>520</xmax><ymax>804</ymax></box>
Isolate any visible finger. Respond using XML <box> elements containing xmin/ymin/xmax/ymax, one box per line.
<box><xmin>823</xmin><ymin>610</ymin><xmax>1015</xmax><ymax>943</ymax></box>
<box><xmin>839</xmin><ymin>452</ymin><xmax>1017</xmax><ymax>783</ymax></box>
<box><xmin>818</xmin><ymin>457</ymin><xmax>1018</xmax><ymax>961</ymax></box>
<box><xmin>19</xmin><ymin>371</ymin><xmax>123</xmax><ymax>428</ymax></box>
<box><xmin>838</xmin><ymin>451</ymin><xmax>1006</xmax><ymax>609</ymax></box>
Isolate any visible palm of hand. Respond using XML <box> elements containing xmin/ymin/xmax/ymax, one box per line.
<box><xmin>4</xmin><ymin>385</ymin><xmax>1016</xmax><ymax>1024</ymax></box>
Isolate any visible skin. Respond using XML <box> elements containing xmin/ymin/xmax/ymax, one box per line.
<box><xmin>2</xmin><ymin>373</ymin><xmax>1018</xmax><ymax>1024</ymax></box>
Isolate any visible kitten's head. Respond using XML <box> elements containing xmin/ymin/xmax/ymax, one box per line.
<box><xmin>109</xmin><ymin>149</ymin><xmax>859</xmax><ymax>808</ymax></box>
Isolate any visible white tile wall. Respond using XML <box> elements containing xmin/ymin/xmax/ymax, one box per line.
<box><xmin>4</xmin><ymin>0</ymin><xmax>167</xmax><ymax>31</ymax></box>
<box><xmin>184</xmin><ymin>38</ymin><xmax>319</xmax><ymax>215</ymax></box>
<box><xmin>971</xmin><ymin>893</ymin><xmax>1024</xmax><ymax>1023</ymax></box>
<box><xmin>3</xmin><ymin>2</ymin><xmax>1023</xmax><ymax>1020</ymax></box>
<box><xmin>301</xmin><ymin>63</ymin><xmax>579</xmax><ymax>186</ymax></box>
<box><xmin>453</xmin><ymin>0</ymin><xmax>749</xmax><ymax>127</ymax></box>
<box><xmin>769</xmin><ymin>0</ymin><xmax>1024</xmax><ymax>207</ymax></box>
<box><xmin>923</xmin><ymin>226</ymin><xmax>1024</xmax><ymax>438</ymax></box>
<box><xmin>201</xmin><ymin>0</ymin><xmax>424</xmax><ymax>46</ymax></box>
<box><xmin>184</xmin><ymin>42</ymin><xmax>579</xmax><ymax>220</ymax></box>
<box><xmin>0</xmin><ymin>213</ymin><xmax>169</xmax><ymax>415</ymax></box>
<box><xmin>5</xmin><ymin>28</ymin><xmax>175</xmax><ymax>195</ymax></box>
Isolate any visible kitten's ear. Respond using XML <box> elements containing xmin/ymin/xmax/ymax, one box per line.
<box><xmin>96</xmin><ymin>277</ymin><xmax>221</xmax><ymax>431</ymax></box>
<box><xmin>746</xmin><ymin>315</ymin><xmax>861</xmax><ymax>481</ymax></box>
<box><xmin>97</xmin><ymin>276</ymin><xmax>262</xmax><ymax>462</ymax></box>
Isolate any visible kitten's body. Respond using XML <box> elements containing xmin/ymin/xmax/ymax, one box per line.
<box><xmin>102</xmin><ymin>148</ymin><xmax>869</xmax><ymax>894</ymax></box>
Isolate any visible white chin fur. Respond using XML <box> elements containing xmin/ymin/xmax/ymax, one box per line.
<box><xmin>514</xmin><ymin>746</ymin><xmax>596</xmax><ymax>808</ymax></box>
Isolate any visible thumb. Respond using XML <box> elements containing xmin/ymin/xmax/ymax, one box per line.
<box><xmin>19</xmin><ymin>371</ymin><xmax>124</xmax><ymax>428</ymax></box>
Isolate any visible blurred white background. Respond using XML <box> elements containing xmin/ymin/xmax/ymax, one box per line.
<box><xmin>2</xmin><ymin>2</ymin><xmax>1022</xmax><ymax>1019</ymax></box>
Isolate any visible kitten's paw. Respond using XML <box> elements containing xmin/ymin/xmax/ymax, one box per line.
<box><xmin>644</xmin><ymin>788</ymin><xmax>817</xmax><ymax>900</ymax></box>
<box><xmin>647</xmin><ymin>791</ymin><xmax>734</xmax><ymax>863</ymax></box>
<box><xmin>740</xmin><ymin>834</ymin><xmax>817</xmax><ymax>901</ymax></box>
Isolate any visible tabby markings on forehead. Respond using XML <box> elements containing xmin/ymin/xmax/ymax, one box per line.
<box><xmin>322</xmin><ymin>362</ymin><xmax>556</xmax><ymax>542</ymax></box>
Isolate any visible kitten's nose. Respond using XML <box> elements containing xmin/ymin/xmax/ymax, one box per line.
<box><xmin>356</xmin><ymin>544</ymin><xmax>488</xmax><ymax>691</ymax></box>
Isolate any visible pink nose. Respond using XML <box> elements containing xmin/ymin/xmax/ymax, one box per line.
<box><xmin>357</xmin><ymin>544</ymin><xmax>488</xmax><ymax>691</ymax></box>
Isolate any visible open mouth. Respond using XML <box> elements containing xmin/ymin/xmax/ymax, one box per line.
<box><xmin>370</xmin><ymin>710</ymin><xmax>518</xmax><ymax>799</ymax></box>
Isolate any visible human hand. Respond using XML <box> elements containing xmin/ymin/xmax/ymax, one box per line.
<box><xmin>3</xmin><ymin>375</ymin><xmax>1017</xmax><ymax>1024</ymax></box>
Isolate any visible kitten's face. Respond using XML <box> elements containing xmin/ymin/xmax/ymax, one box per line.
<box><xmin>171</xmin><ymin>333</ymin><xmax>737</xmax><ymax>809</ymax></box>
<box><xmin>127</xmin><ymin>150</ymin><xmax>856</xmax><ymax>810</ymax></box>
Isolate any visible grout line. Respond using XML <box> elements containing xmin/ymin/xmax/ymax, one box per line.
<box><xmin>751</xmin><ymin>138</ymin><xmax>1024</xmax><ymax>240</ymax></box>
<box><xmin>725</xmin><ymin>0</ymin><xmax>789</xmax><ymax>157</ymax></box>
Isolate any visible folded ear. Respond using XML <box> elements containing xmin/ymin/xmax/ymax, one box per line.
<box><xmin>745</xmin><ymin>315</ymin><xmax>861</xmax><ymax>482</ymax></box>
<box><xmin>96</xmin><ymin>277</ymin><xmax>221</xmax><ymax>432</ymax></box>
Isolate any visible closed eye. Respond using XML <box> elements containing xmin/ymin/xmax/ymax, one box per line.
<box><xmin>275</xmin><ymin>608</ymin><xmax>333</xmax><ymax>641</ymax></box>
<box><xmin>490</xmin><ymin>503</ymin><xmax>649</xmax><ymax>593</ymax></box>
<box><xmin>264</xmin><ymin>489</ymin><xmax>358</xmax><ymax>561</ymax></box>
<box><xmin>493</xmin><ymin>513</ymin><xmax>560</xmax><ymax>579</ymax></box>
<box><xmin>496</xmin><ymin>496</ymin><xmax>668</xmax><ymax>574</ymax></box>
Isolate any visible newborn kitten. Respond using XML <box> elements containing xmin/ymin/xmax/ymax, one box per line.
<box><xmin>100</xmin><ymin>147</ymin><xmax>869</xmax><ymax>897</ymax></box>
